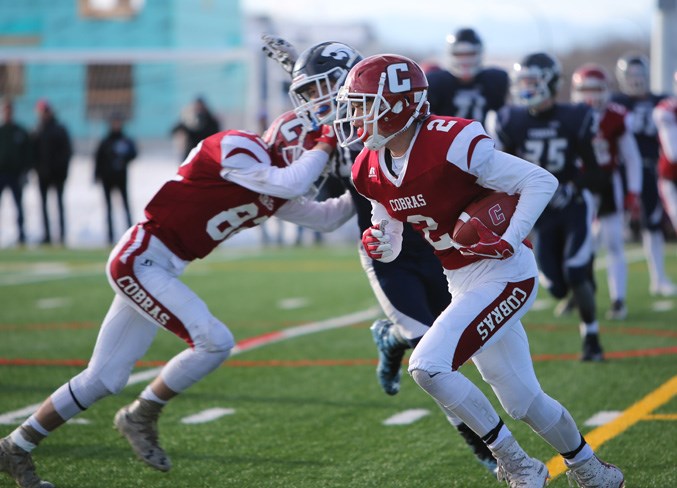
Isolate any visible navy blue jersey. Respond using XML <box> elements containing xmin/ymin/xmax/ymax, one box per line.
<box><xmin>426</xmin><ymin>67</ymin><xmax>509</xmax><ymax>123</ymax></box>
<box><xmin>494</xmin><ymin>103</ymin><xmax>601</xmax><ymax>189</ymax></box>
<box><xmin>611</xmin><ymin>92</ymin><xmax>665</xmax><ymax>162</ymax></box>
<box><xmin>493</xmin><ymin>103</ymin><xmax>600</xmax><ymax>294</ymax></box>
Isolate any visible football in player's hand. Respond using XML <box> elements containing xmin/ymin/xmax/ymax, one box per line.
<box><xmin>452</xmin><ymin>192</ymin><xmax>519</xmax><ymax>247</ymax></box>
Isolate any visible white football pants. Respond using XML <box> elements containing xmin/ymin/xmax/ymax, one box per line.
<box><xmin>52</xmin><ymin>225</ymin><xmax>234</xmax><ymax>419</ymax></box>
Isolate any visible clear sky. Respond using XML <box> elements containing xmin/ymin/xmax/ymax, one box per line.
<box><xmin>241</xmin><ymin>0</ymin><xmax>655</xmax><ymax>59</ymax></box>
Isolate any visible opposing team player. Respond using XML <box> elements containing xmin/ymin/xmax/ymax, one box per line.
<box><xmin>263</xmin><ymin>35</ymin><xmax>500</xmax><ymax>476</ymax></box>
<box><xmin>612</xmin><ymin>52</ymin><xmax>677</xmax><ymax>297</ymax></box>
<box><xmin>337</xmin><ymin>52</ymin><xmax>624</xmax><ymax>488</ymax></box>
<box><xmin>426</xmin><ymin>27</ymin><xmax>509</xmax><ymax>124</ymax></box>
<box><xmin>571</xmin><ymin>63</ymin><xmax>643</xmax><ymax>320</ymax></box>
<box><xmin>0</xmin><ymin>123</ymin><xmax>353</xmax><ymax>488</ymax></box>
<box><xmin>490</xmin><ymin>52</ymin><xmax>608</xmax><ymax>361</ymax></box>
<box><xmin>652</xmin><ymin>71</ymin><xmax>677</xmax><ymax>233</ymax></box>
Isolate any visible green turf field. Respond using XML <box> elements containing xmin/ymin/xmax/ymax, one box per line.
<box><xmin>0</xmin><ymin>243</ymin><xmax>675</xmax><ymax>487</ymax></box>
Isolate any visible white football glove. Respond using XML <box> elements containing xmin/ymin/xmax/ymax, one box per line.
<box><xmin>261</xmin><ymin>34</ymin><xmax>298</xmax><ymax>75</ymax></box>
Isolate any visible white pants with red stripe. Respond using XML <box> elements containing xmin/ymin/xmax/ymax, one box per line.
<box><xmin>408</xmin><ymin>245</ymin><xmax>544</xmax><ymax>423</ymax></box>
<box><xmin>60</xmin><ymin>225</ymin><xmax>235</xmax><ymax>412</ymax></box>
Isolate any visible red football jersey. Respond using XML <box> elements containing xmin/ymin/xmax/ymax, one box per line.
<box><xmin>656</xmin><ymin>97</ymin><xmax>677</xmax><ymax>181</ymax></box>
<box><xmin>352</xmin><ymin>116</ymin><xmax>494</xmax><ymax>270</ymax></box>
<box><xmin>594</xmin><ymin>102</ymin><xmax>628</xmax><ymax>173</ymax></box>
<box><xmin>143</xmin><ymin>130</ymin><xmax>288</xmax><ymax>261</ymax></box>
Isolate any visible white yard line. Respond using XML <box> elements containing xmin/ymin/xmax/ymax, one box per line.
<box><xmin>0</xmin><ymin>306</ymin><xmax>381</xmax><ymax>425</ymax></box>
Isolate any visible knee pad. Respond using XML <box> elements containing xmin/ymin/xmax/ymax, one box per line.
<box><xmin>410</xmin><ymin>369</ymin><xmax>471</xmax><ymax>409</ymax></box>
<box><xmin>193</xmin><ymin>318</ymin><xmax>235</xmax><ymax>356</ymax></box>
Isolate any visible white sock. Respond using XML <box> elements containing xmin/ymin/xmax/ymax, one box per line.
<box><xmin>140</xmin><ymin>385</ymin><xmax>168</xmax><ymax>405</ymax></box>
<box><xmin>580</xmin><ymin>321</ymin><xmax>599</xmax><ymax>337</ymax></box>
<box><xmin>9</xmin><ymin>430</ymin><xmax>36</xmax><ymax>452</ymax></box>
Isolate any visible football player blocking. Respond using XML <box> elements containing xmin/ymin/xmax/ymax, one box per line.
<box><xmin>266</xmin><ymin>35</ymin><xmax>500</xmax><ymax>475</ymax></box>
<box><xmin>0</xmin><ymin>124</ymin><xmax>353</xmax><ymax>487</ymax></box>
<box><xmin>338</xmin><ymin>54</ymin><xmax>624</xmax><ymax>487</ymax></box>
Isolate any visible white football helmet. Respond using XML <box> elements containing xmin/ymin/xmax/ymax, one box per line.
<box><xmin>615</xmin><ymin>52</ymin><xmax>649</xmax><ymax>97</ymax></box>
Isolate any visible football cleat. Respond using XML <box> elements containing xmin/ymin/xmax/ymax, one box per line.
<box><xmin>566</xmin><ymin>454</ymin><xmax>625</xmax><ymax>488</ymax></box>
<box><xmin>370</xmin><ymin>319</ymin><xmax>410</xmax><ymax>396</ymax></box>
<box><xmin>0</xmin><ymin>437</ymin><xmax>54</xmax><ymax>488</ymax></box>
<box><xmin>650</xmin><ymin>280</ymin><xmax>677</xmax><ymax>297</ymax></box>
<box><xmin>114</xmin><ymin>401</ymin><xmax>171</xmax><ymax>472</ymax></box>
<box><xmin>581</xmin><ymin>333</ymin><xmax>604</xmax><ymax>362</ymax></box>
<box><xmin>605</xmin><ymin>300</ymin><xmax>627</xmax><ymax>321</ymax></box>
<box><xmin>492</xmin><ymin>436</ymin><xmax>549</xmax><ymax>488</ymax></box>
<box><xmin>455</xmin><ymin>423</ymin><xmax>499</xmax><ymax>479</ymax></box>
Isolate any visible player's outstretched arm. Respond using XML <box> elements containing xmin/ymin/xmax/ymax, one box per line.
<box><xmin>261</xmin><ymin>34</ymin><xmax>298</xmax><ymax>75</ymax></box>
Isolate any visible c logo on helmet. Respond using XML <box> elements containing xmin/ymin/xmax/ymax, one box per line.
<box><xmin>321</xmin><ymin>43</ymin><xmax>352</xmax><ymax>61</ymax></box>
<box><xmin>386</xmin><ymin>63</ymin><xmax>411</xmax><ymax>93</ymax></box>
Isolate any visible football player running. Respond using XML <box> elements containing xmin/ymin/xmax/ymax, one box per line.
<box><xmin>0</xmin><ymin>122</ymin><xmax>354</xmax><ymax>488</ymax></box>
<box><xmin>612</xmin><ymin>52</ymin><xmax>677</xmax><ymax>297</ymax></box>
<box><xmin>571</xmin><ymin>63</ymin><xmax>643</xmax><ymax>320</ymax></box>
<box><xmin>264</xmin><ymin>35</ymin><xmax>500</xmax><ymax>476</ymax></box>
<box><xmin>490</xmin><ymin>52</ymin><xmax>608</xmax><ymax>362</ymax></box>
<box><xmin>653</xmin><ymin>71</ymin><xmax>677</xmax><ymax>231</ymax></box>
<box><xmin>337</xmin><ymin>53</ymin><xmax>624</xmax><ymax>488</ymax></box>
<box><xmin>425</xmin><ymin>27</ymin><xmax>509</xmax><ymax>124</ymax></box>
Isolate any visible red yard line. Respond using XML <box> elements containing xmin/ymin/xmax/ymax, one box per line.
<box><xmin>2</xmin><ymin>346</ymin><xmax>676</xmax><ymax>368</ymax></box>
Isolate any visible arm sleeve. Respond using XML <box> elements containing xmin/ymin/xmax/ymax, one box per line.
<box><xmin>274</xmin><ymin>190</ymin><xmax>355</xmax><ymax>231</ymax></box>
<box><xmin>369</xmin><ymin>200</ymin><xmax>403</xmax><ymax>263</ymax></box>
<box><xmin>469</xmin><ymin>138</ymin><xmax>558</xmax><ymax>250</ymax></box>
<box><xmin>618</xmin><ymin>120</ymin><xmax>643</xmax><ymax>194</ymax></box>
<box><xmin>654</xmin><ymin>103</ymin><xmax>677</xmax><ymax>162</ymax></box>
<box><xmin>223</xmin><ymin>148</ymin><xmax>329</xmax><ymax>200</ymax></box>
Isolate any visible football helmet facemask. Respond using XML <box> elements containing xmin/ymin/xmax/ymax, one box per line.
<box><xmin>289</xmin><ymin>42</ymin><xmax>363</xmax><ymax>129</ymax></box>
<box><xmin>446</xmin><ymin>28</ymin><xmax>483</xmax><ymax>81</ymax></box>
<box><xmin>615</xmin><ymin>52</ymin><xmax>650</xmax><ymax>97</ymax></box>
<box><xmin>334</xmin><ymin>54</ymin><xmax>430</xmax><ymax>150</ymax></box>
<box><xmin>511</xmin><ymin>52</ymin><xmax>562</xmax><ymax>111</ymax></box>
<box><xmin>571</xmin><ymin>63</ymin><xmax>611</xmax><ymax>111</ymax></box>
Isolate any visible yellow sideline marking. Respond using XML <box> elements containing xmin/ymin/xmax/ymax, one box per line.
<box><xmin>545</xmin><ymin>375</ymin><xmax>677</xmax><ymax>480</ymax></box>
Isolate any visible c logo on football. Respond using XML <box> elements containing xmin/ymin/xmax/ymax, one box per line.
<box><xmin>488</xmin><ymin>204</ymin><xmax>506</xmax><ymax>227</ymax></box>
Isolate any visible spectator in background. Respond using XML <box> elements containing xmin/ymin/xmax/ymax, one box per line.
<box><xmin>0</xmin><ymin>99</ymin><xmax>32</xmax><ymax>246</ymax></box>
<box><xmin>94</xmin><ymin>113</ymin><xmax>138</xmax><ymax>245</ymax></box>
<box><xmin>33</xmin><ymin>99</ymin><xmax>72</xmax><ymax>246</ymax></box>
<box><xmin>171</xmin><ymin>96</ymin><xmax>220</xmax><ymax>160</ymax></box>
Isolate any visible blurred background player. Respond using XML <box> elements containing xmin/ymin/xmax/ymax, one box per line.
<box><xmin>491</xmin><ymin>52</ymin><xmax>608</xmax><ymax>361</ymax></box>
<box><xmin>652</xmin><ymin>71</ymin><xmax>677</xmax><ymax>235</ymax></box>
<box><xmin>0</xmin><ymin>98</ymin><xmax>31</xmax><ymax>246</ymax></box>
<box><xmin>612</xmin><ymin>52</ymin><xmax>677</xmax><ymax>297</ymax></box>
<box><xmin>0</xmin><ymin>121</ymin><xmax>349</xmax><ymax>488</ymax></box>
<box><xmin>263</xmin><ymin>35</ymin><xmax>499</xmax><ymax>477</ymax></box>
<box><xmin>571</xmin><ymin>63</ymin><xmax>642</xmax><ymax>320</ymax></box>
<box><xmin>425</xmin><ymin>27</ymin><xmax>509</xmax><ymax>124</ymax></box>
